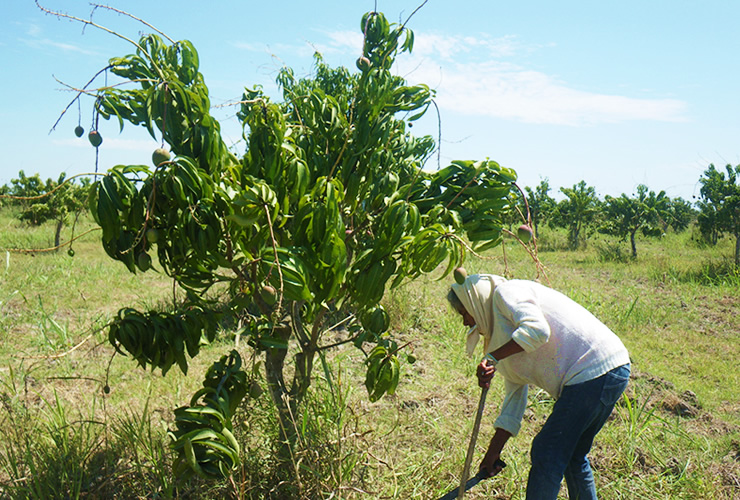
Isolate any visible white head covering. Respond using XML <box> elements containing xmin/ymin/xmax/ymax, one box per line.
<box><xmin>451</xmin><ymin>274</ymin><xmax>508</xmax><ymax>356</ymax></box>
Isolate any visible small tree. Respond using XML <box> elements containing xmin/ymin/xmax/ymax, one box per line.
<box><xmin>47</xmin><ymin>7</ymin><xmax>517</xmax><ymax>478</ymax></box>
<box><xmin>697</xmin><ymin>164</ymin><xmax>740</xmax><ymax>265</ymax></box>
<box><xmin>666</xmin><ymin>196</ymin><xmax>695</xmax><ymax>233</ymax></box>
<box><xmin>524</xmin><ymin>178</ymin><xmax>556</xmax><ymax>238</ymax></box>
<box><xmin>8</xmin><ymin>170</ymin><xmax>45</xmax><ymax>214</ymax></box>
<box><xmin>697</xmin><ymin>201</ymin><xmax>721</xmax><ymax>245</ymax></box>
<box><xmin>551</xmin><ymin>180</ymin><xmax>601</xmax><ymax>249</ymax></box>
<box><xmin>0</xmin><ymin>183</ymin><xmax>9</xmax><ymax>206</ymax></box>
<box><xmin>599</xmin><ymin>184</ymin><xmax>670</xmax><ymax>259</ymax></box>
<box><xmin>8</xmin><ymin>170</ymin><xmax>89</xmax><ymax>249</ymax></box>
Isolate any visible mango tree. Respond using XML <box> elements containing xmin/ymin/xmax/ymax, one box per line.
<box><xmin>666</xmin><ymin>196</ymin><xmax>695</xmax><ymax>234</ymax></box>
<box><xmin>524</xmin><ymin>178</ymin><xmax>556</xmax><ymax>238</ymax></box>
<box><xmin>551</xmin><ymin>180</ymin><xmax>601</xmax><ymax>249</ymax></box>
<box><xmin>697</xmin><ymin>164</ymin><xmax>740</xmax><ymax>265</ymax></box>
<box><xmin>599</xmin><ymin>184</ymin><xmax>670</xmax><ymax>259</ymax></box>
<box><xmin>53</xmin><ymin>8</ymin><xmax>516</xmax><ymax>479</ymax></box>
<box><xmin>7</xmin><ymin>170</ymin><xmax>89</xmax><ymax>250</ymax></box>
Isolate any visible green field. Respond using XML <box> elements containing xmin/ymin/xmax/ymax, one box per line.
<box><xmin>0</xmin><ymin>209</ymin><xmax>738</xmax><ymax>499</ymax></box>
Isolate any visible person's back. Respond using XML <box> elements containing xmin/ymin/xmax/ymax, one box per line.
<box><xmin>490</xmin><ymin>279</ymin><xmax>630</xmax><ymax>398</ymax></box>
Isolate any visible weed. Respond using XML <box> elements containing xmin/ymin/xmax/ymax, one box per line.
<box><xmin>1</xmin><ymin>390</ymin><xmax>105</xmax><ymax>498</ymax></box>
<box><xmin>35</xmin><ymin>297</ymin><xmax>71</xmax><ymax>350</ymax></box>
<box><xmin>596</xmin><ymin>239</ymin><xmax>632</xmax><ymax>263</ymax></box>
<box><xmin>110</xmin><ymin>393</ymin><xmax>175</xmax><ymax>497</ymax></box>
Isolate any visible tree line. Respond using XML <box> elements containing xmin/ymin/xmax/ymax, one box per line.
<box><xmin>521</xmin><ymin>163</ymin><xmax>739</xmax><ymax>264</ymax></box>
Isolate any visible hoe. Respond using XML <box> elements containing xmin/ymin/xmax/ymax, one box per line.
<box><xmin>438</xmin><ymin>355</ymin><xmax>505</xmax><ymax>499</ymax></box>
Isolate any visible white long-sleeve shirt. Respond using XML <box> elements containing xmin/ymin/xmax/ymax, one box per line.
<box><xmin>487</xmin><ymin>280</ymin><xmax>630</xmax><ymax>436</ymax></box>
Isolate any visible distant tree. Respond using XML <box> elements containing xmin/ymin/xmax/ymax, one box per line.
<box><xmin>551</xmin><ymin>180</ymin><xmax>601</xmax><ymax>249</ymax></box>
<box><xmin>599</xmin><ymin>184</ymin><xmax>670</xmax><ymax>259</ymax></box>
<box><xmin>0</xmin><ymin>183</ymin><xmax>10</xmax><ymax>206</ymax></box>
<box><xmin>524</xmin><ymin>178</ymin><xmax>557</xmax><ymax>238</ymax></box>
<box><xmin>697</xmin><ymin>201</ymin><xmax>721</xmax><ymax>245</ymax></box>
<box><xmin>666</xmin><ymin>196</ymin><xmax>695</xmax><ymax>233</ymax></box>
<box><xmin>9</xmin><ymin>170</ymin><xmax>45</xmax><ymax>210</ymax></box>
<box><xmin>8</xmin><ymin>170</ymin><xmax>90</xmax><ymax>249</ymax></box>
<box><xmin>697</xmin><ymin>164</ymin><xmax>740</xmax><ymax>265</ymax></box>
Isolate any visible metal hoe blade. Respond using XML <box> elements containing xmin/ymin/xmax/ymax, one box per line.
<box><xmin>437</xmin><ymin>459</ymin><xmax>506</xmax><ymax>500</ymax></box>
<box><xmin>438</xmin><ymin>470</ymin><xmax>486</xmax><ymax>500</ymax></box>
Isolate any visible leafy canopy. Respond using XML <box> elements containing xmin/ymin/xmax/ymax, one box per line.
<box><xmin>7</xmin><ymin>171</ymin><xmax>89</xmax><ymax>227</ymax></box>
<box><xmin>697</xmin><ymin>164</ymin><xmax>740</xmax><ymax>264</ymax></box>
<box><xmin>75</xmin><ymin>10</ymin><xmax>517</xmax><ymax>479</ymax></box>
<box><xmin>599</xmin><ymin>184</ymin><xmax>670</xmax><ymax>258</ymax></box>
<box><xmin>523</xmin><ymin>178</ymin><xmax>556</xmax><ymax>236</ymax></box>
<box><xmin>551</xmin><ymin>180</ymin><xmax>601</xmax><ymax>249</ymax></box>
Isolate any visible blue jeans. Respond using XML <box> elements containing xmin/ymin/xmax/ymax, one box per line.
<box><xmin>526</xmin><ymin>364</ymin><xmax>630</xmax><ymax>500</ymax></box>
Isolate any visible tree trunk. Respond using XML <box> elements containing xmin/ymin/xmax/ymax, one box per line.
<box><xmin>570</xmin><ymin>224</ymin><xmax>580</xmax><ymax>250</ymax></box>
<box><xmin>264</xmin><ymin>323</ymin><xmax>294</xmax><ymax>457</ymax></box>
<box><xmin>630</xmin><ymin>230</ymin><xmax>637</xmax><ymax>259</ymax></box>
<box><xmin>735</xmin><ymin>232</ymin><xmax>739</xmax><ymax>267</ymax></box>
<box><xmin>54</xmin><ymin>218</ymin><xmax>64</xmax><ymax>251</ymax></box>
<box><xmin>289</xmin><ymin>349</ymin><xmax>316</xmax><ymax>415</ymax></box>
<box><xmin>263</xmin><ymin>314</ymin><xmax>322</xmax><ymax>460</ymax></box>
<box><xmin>287</xmin><ymin>307</ymin><xmax>327</xmax><ymax>421</ymax></box>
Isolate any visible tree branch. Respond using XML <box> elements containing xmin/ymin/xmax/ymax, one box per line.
<box><xmin>0</xmin><ymin>172</ymin><xmax>97</xmax><ymax>201</ymax></box>
<box><xmin>48</xmin><ymin>66</ymin><xmax>111</xmax><ymax>134</ymax></box>
<box><xmin>91</xmin><ymin>3</ymin><xmax>175</xmax><ymax>44</ymax></box>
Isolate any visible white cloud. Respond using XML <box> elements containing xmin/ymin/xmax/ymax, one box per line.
<box><xmin>318</xmin><ymin>29</ymin><xmax>363</xmax><ymax>52</ymax></box>
<box><xmin>20</xmin><ymin>36</ymin><xmax>99</xmax><ymax>56</ymax></box>
<box><xmin>26</xmin><ymin>23</ymin><xmax>42</xmax><ymax>37</ymax></box>
<box><xmin>310</xmin><ymin>29</ymin><xmax>523</xmax><ymax>60</ymax></box>
<box><xmin>12</xmin><ymin>21</ymin><xmax>99</xmax><ymax>55</ymax></box>
<box><xmin>411</xmin><ymin>33</ymin><xmax>524</xmax><ymax>60</ymax></box>
<box><xmin>393</xmin><ymin>34</ymin><xmax>687</xmax><ymax>126</ymax></box>
<box><xmin>425</xmin><ymin>61</ymin><xmax>687</xmax><ymax>125</ymax></box>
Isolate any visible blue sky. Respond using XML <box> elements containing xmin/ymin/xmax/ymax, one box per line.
<box><xmin>2</xmin><ymin>1</ymin><xmax>739</xmax><ymax>201</ymax></box>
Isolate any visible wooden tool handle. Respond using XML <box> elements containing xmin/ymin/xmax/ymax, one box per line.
<box><xmin>457</xmin><ymin>385</ymin><xmax>488</xmax><ymax>499</ymax></box>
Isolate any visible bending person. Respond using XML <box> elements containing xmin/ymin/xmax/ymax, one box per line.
<box><xmin>448</xmin><ymin>273</ymin><xmax>630</xmax><ymax>500</ymax></box>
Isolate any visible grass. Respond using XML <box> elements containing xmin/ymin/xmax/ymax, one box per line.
<box><xmin>0</xmin><ymin>209</ymin><xmax>738</xmax><ymax>498</ymax></box>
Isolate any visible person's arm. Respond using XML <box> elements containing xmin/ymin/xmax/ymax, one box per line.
<box><xmin>494</xmin><ymin>285</ymin><xmax>551</xmax><ymax>353</ymax></box>
<box><xmin>490</xmin><ymin>338</ymin><xmax>525</xmax><ymax>361</ymax></box>
<box><xmin>479</xmin><ymin>428</ymin><xmax>511</xmax><ymax>477</ymax></box>
<box><xmin>478</xmin><ymin>379</ymin><xmax>529</xmax><ymax>476</ymax></box>
<box><xmin>476</xmin><ymin>339</ymin><xmax>524</xmax><ymax>389</ymax></box>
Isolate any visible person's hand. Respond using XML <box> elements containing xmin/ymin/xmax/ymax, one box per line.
<box><xmin>479</xmin><ymin>453</ymin><xmax>506</xmax><ymax>478</ymax></box>
<box><xmin>479</xmin><ymin>428</ymin><xmax>510</xmax><ymax>479</ymax></box>
<box><xmin>476</xmin><ymin>360</ymin><xmax>496</xmax><ymax>389</ymax></box>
